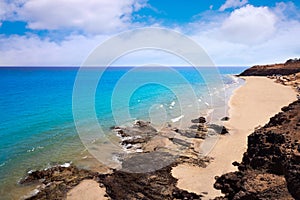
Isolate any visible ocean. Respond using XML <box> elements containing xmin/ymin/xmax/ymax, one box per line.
<box><xmin>0</xmin><ymin>66</ymin><xmax>246</xmax><ymax>199</ymax></box>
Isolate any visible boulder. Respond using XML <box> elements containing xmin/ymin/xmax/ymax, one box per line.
<box><xmin>207</xmin><ymin>124</ymin><xmax>229</xmax><ymax>134</ymax></box>
<box><xmin>191</xmin><ymin>117</ymin><xmax>206</xmax><ymax>123</ymax></box>
<box><xmin>221</xmin><ymin>116</ymin><xmax>230</xmax><ymax>121</ymax></box>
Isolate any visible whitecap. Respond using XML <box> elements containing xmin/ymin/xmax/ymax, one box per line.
<box><xmin>27</xmin><ymin>147</ymin><xmax>35</xmax><ymax>152</ymax></box>
<box><xmin>170</xmin><ymin>101</ymin><xmax>175</xmax><ymax>106</ymax></box>
<box><xmin>61</xmin><ymin>162</ymin><xmax>72</xmax><ymax>168</ymax></box>
<box><xmin>171</xmin><ymin>115</ymin><xmax>184</xmax><ymax>123</ymax></box>
<box><xmin>0</xmin><ymin>162</ymin><xmax>5</xmax><ymax>168</ymax></box>
<box><xmin>230</xmin><ymin>75</ymin><xmax>239</xmax><ymax>83</ymax></box>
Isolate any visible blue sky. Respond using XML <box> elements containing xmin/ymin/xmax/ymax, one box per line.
<box><xmin>0</xmin><ymin>0</ymin><xmax>299</xmax><ymax>66</ymax></box>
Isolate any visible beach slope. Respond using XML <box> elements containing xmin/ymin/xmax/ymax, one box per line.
<box><xmin>172</xmin><ymin>76</ymin><xmax>297</xmax><ymax>199</ymax></box>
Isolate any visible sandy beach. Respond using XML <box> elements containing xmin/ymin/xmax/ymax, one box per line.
<box><xmin>172</xmin><ymin>76</ymin><xmax>297</xmax><ymax>199</ymax></box>
<box><xmin>67</xmin><ymin>179</ymin><xmax>108</xmax><ymax>200</ymax></box>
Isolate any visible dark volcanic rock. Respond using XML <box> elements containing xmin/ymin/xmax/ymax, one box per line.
<box><xmin>214</xmin><ymin>100</ymin><xmax>300</xmax><ymax>200</ymax></box>
<box><xmin>121</xmin><ymin>152</ymin><xmax>176</xmax><ymax>173</ymax></box>
<box><xmin>191</xmin><ymin>117</ymin><xmax>206</xmax><ymax>123</ymax></box>
<box><xmin>113</xmin><ymin>120</ymin><xmax>158</xmax><ymax>151</ymax></box>
<box><xmin>99</xmin><ymin>165</ymin><xmax>202</xmax><ymax>200</ymax></box>
<box><xmin>177</xmin><ymin>129</ymin><xmax>206</xmax><ymax>139</ymax></box>
<box><xmin>171</xmin><ymin>138</ymin><xmax>192</xmax><ymax>147</ymax></box>
<box><xmin>21</xmin><ymin>159</ymin><xmax>208</xmax><ymax>200</ymax></box>
<box><xmin>207</xmin><ymin>124</ymin><xmax>229</xmax><ymax>134</ymax></box>
<box><xmin>20</xmin><ymin>164</ymin><xmax>98</xmax><ymax>200</ymax></box>
<box><xmin>221</xmin><ymin>116</ymin><xmax>230</xmax><ymax>121</ymax></box>
<box><xmin>239</xmin><ymin>59</ymin><xmax>300</xmax><ymax>76</ymax></box>
<box><xmin>215</xmin><ymin>170</ymin><xmax>294</xmax><ymax>200</ymax></box>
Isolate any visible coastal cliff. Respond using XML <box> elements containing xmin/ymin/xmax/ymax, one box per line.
<box><xmin>239</xmin><ymin>58</ymin><xmax>300</xmax><ymax>76</ymax></box>
<box><xmin>214</xmin><ymin>100</ymin><xmax>300</xmax><ymax>200</ymax></box>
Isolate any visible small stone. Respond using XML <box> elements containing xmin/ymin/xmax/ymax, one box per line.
<box><xmin>221</xmin><ymin>116</ymin><xmax>230</xmax><ymax>121</ymax></box>
<box><xmin>191</xmin><ymin>117</ymin><xmax>206</xmax><ymax>123</ymax></box>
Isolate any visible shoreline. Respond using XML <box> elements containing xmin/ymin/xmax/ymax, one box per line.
<box><xmin>171</xmin><ymin>76</ymin><xmax>297</xmax><ymax>199</ymax></box>
<box><xmin>14</xmin><ymin>74</ymin><xmax>242</xmax><ymax>200</ymax></box>
<box><xmin>18</xmin><ymin>75</ymin><xmax>298</xmax><ymax>199</ymax></box>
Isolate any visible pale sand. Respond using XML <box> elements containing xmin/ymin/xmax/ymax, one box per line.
<box><xmin>172</xmin><ymin>77</ymin><xmax>297</xmax><ymax>199</ymax></box>
<box><xmin>66</xmin><ymin>179</ymin><xmax>108</xmax><ymax>200</ymax></box>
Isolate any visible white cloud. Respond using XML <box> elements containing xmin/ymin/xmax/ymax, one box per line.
<box><xmin>0</xmin><ymin>0</ymin><xmax>17</xmax><ymax>26</ymax></box>
<box><xmin>181</xmin><ymin>3</ymin><xmax>300</xmax><ymax>65</ymax></box>
<box><xmin>0</xmin><ymin>2</ymin><xmax>299</xmax><ymax>66</ymax></box>
<box><xmin>14</xmin><ymin>0</ymin><xmax>147</xmax><ymax>33</ymax></box>
<box><xmin>191</xmin><ymin>21</ymin><xmax>300</xmax><ymax>66</ymax></box>
<box><xmin>0</xmin><ymin>34</ymin><xmax>109</xmax><ymax>66</ymax></box>
<box><xmin>220</xmin><ymin>5</ymin><xmax>277</xmax><ymax>44</ymax></box>
<box><xmin>219</xmin><ymin>0</ymin><xmax>248</xmax><ymax>11</ymax></box>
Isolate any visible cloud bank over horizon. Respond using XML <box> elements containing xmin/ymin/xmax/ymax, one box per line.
<box><xmin>0</xmin><ymin>0</ymin><xmax>299</xmax><ymax>66</ymax></box>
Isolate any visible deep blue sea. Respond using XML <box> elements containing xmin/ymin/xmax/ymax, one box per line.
<box><xmin>0</xmin><ymin>66</ymin><xmax>246</xmax><ymax>199</ymax></box>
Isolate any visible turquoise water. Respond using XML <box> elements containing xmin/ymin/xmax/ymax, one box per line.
<box><xmin>0</xmin><ymin>67</ymin><xmax>246</xmax><ymax>199</ymax></box>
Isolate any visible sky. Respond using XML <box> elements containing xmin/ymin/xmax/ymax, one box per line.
<box><xmin>0</xmin><ymin>0</ymin><xmax>299</xmax><ymax>66</ymax></box>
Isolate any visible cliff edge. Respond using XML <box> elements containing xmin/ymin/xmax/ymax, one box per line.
<box><xmin>240</xmin><ymin>58</ymin><xmax>300</xmax><ymax>76</ymax></box>
<box><xmin>214</xmin><ymin>100</ymin><xmax>300</xmax><ymax>200</ymax></box>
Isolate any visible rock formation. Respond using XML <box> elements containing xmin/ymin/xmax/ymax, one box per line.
<box><xmin>240</xmin><ymin>59</ymin><xmax>300</xmax><ymax>76</ymax></box>
<box><xmin>21</xmin><ymin>118</ymin><xmax>214</xmax><ymax>200</ymax></box>
<box><xmin>98</xmin><ymin>165</ymin><xmax>203</xmax><ymax>200</ymax></box>
<box><xmin>20</xmin><ymin>164</ymin><xmax>98</xmax><ymax>199</ymax></box>
<box><xmin>214</xmin><ymin>100</ymin><xmax>300</xmax><ymax>200</ymax></box>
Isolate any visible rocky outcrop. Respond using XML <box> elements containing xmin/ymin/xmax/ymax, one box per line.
<box><xmin>191</xmin><ymin>117</ymin><xmax>206</xmax><ymax>123</ymax></box>
<box><xmin>99</xmin><ymin>165</ymin><xmax>202</xmax><ymax>200</ymax></box>
<box><xmin>20</xmin><ymin>164</ymin><xmax>98</xmax><ymax>199</ymax></box>
<box><xmin>21</xmin><ymin>163</ymin><xmax>204</xmax><ymax>200</ymax></box>
<box><xmin>21</xmin><ymin>119</ymin><xmax>213</xmax><ymax>200</ymax></box>
<box><xmin>113</xmin><ymin>119</ymin><xmax>211</xmax><ymax>157</ymax></box>
<box><xmin>269</xmin><ymin>72</ymin><xmax>300</xmax><ymax>97</ymax></box>
<box><xmin>214</xmin><ymin>100</ymin><xmax>300</xmax><ymax>200</ymax></box>
<box><xmin>214</xmin><ymin>170</ymin><xmax>294</xmax><ymax>200</ymax></box>
<box><xmin>240</xmin><ymin>59</ymin><xmax>300</xmax><ymax>76</ymax></box>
